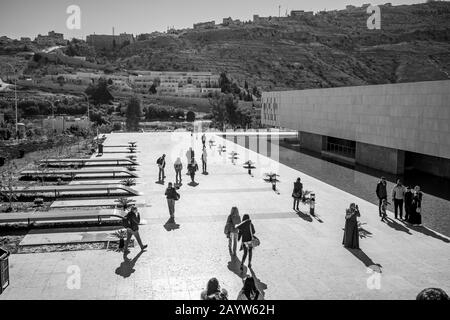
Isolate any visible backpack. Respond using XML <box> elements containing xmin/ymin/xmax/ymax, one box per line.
<box><xmin>157</xmin><ymin>157</ymin><xmax>162</xmax><ymax>165</ymax></box>
<box><xmin>122</xmin><ymin>214</ymin><xmax>132</xmax><ymax>229</ymax></box>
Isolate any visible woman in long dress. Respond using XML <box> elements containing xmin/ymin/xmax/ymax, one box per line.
<box><xmin>410</xmin><ymin>185</ymin><xmax>423</xmax><ymax>226</ymax></box>
<box><xmin>342</xmin><ymin>203</ymin><xmax>360</xmax><ymax>249</ymax></box>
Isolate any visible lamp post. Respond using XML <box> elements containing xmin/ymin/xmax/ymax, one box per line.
<box><xmin>81</xmin><ymin>92</ymin><xmax>90</xmax><ymax>120</ymax></box>
<box><xmin>3</xmin><ymin>63</ymin><xmax>18</xmax><ymax>142</ymax></box>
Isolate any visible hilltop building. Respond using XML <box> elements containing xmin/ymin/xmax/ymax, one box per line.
<box><xmin>261</xmin><ymin>80</ymin><xmax>450</xmax><ymax>178</ymax></box>
<box><xmin>193</xmin><ymin>21</ymin><xmax>215</xmax><ymax>29</ymax></box>
<box><xmin>35</xmin><ymin>31</ymin><xmax>66</xmax><ymax>46</ymax></box>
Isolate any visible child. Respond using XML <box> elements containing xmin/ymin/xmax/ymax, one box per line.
<box><xmin>380</xmin><ymin>198</ymin><xmax>388</xmax><ymax>222</ymax></box>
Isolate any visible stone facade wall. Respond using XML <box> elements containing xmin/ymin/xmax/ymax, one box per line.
<box><xmin>261</xmin><ymin>80</ymin><xmax>450</xmax><ymax>160</ymax></box>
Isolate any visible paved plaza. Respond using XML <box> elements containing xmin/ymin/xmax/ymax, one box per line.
<box><xmin>1</xmin><ymin>132</ymin><xmax>449</xmax><ymax>300</ymax></box>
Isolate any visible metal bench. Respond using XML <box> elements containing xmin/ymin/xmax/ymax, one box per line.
<box><xmin>20</xmin><ymin>168</ymin><xmax>138</xmax><ymax>179</ymax></box>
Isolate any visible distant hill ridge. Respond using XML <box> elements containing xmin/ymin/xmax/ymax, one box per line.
<box><xmin>116</xmin><ymin>1</ymin><xmax>450</xmax><ymax>91</ymax></box>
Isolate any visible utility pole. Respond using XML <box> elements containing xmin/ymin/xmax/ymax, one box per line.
<box><xmin>279</xmin><ymin>5</ymin><xmax>281</xmax><ymax>17</ymax></box>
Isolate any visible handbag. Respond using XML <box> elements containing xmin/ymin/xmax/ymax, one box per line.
<box><xmin>416</xmin><ymin>207</ymin><xmax>421</xmax><ymax>213</ymax></box>
<box><xmin>292</xmin><ymin>192</ymin><xmax>300</xmax><ymax>198</ymax></box>
<box><xmin>249</xmin><ymin>236</ymin><xmax>260</xmax><ymax>248</ymax></box>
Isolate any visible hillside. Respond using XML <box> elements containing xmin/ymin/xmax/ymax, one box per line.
<box><xmin>117</xmin><ymin>1</ymin><xmax>450</xmax><ymax>91</ymax></box>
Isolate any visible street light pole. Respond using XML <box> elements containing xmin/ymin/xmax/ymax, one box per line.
<box><xmin>3</xmin><ymin>63</ymin><xmax>18</xmax><ymax>142</ymax></box>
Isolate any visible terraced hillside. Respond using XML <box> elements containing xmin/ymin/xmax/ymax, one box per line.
<box><xmin>117</xmin><ymin>1</ymin><xmax>450</xmax><ymax>90</ymax></box>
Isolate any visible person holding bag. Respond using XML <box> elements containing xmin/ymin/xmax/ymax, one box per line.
<box><xmin>123</xmin><ymin>205</ymin><xmax>147</xmax><ymax>254</ymax></box>
<box><xmin>342</xmin><ymin>203</ymin><xmax>360</xmax><ymax>249</ymax></box>
<box><xmin>224</xmin><ymin>207</ymin><xmax>241</xmax><ymax>256</ymax></box>
<box><xmin>410</xmin><ymin>185</ymin><xmax>423</xmax><ymax>226</ymax></box>
<box><xmin>237</xmin><ymin>214</ymin><xmax>258</xmax><ymax>271</ymax></box>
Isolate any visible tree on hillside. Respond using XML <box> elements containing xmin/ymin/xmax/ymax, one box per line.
<box><xmin>125</xmin><ymin>97</ymin><xmax>141</xmax><ymax>131</ymax></box>
<box><xmin>57</xmin><ymin>76</ymin><xmax>65</xmax><ymax>87</ymax></box>
<box><xmin>186</xmin><ymin>111</ymin><xmax>196</xmax><ymax>122</ymax></box>
<box><xmin>85</xmin><ymin>78</ymin><xmax>114</xmax><ymax>105</ymax></box>
<box><xmin>149</xmin><ymin>84</ymin><xmax>157</xmax><ymax>94</ymax></box>
<box><xmin>219</xmin><ymin>72</ymin><xmax>232</xmax><ymax>93</ymax></box>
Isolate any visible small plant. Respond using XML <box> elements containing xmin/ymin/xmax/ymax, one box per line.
<box><xmin>113</xmin><ymin>229</ymin><xmax>127</xmax><ymax>249</ymax></box>
<box><xmin>115</xmin><ymin>197</ymin><xmax>136</xmax><ymax>211</ymax></box>
<box><xmin>121</xmin><ymin>178</ymin><xmax>136</xmax><ymax>187</ymax></box>
<box><xmin>126</xmin><ymin>165</ymin><xmax>137</xmax><ymax>171</ymax></box>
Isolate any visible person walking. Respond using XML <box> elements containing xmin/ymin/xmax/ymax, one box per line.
<box><xmin>404</xmin><ymin>186</ymin><xmax>413</xmax><ymax>222</ymax></box>
<box><xmin>201</xmin><ymin>148</ymin><xmax>207</xmax><ymax>174</ymax></box>
<box><xmin>165</xmin><ymin>182</ymin><xmax>180</xmax><ymax>223</ymax></box>
<box><xmin>224</xmin><ymin>207</ymin><xmax>242</xmax><ymax>256</ymax></box>
<box><xmin>157</xmin><ymin>154</ymin><xmax>166</xmax><ymax>182</ymax></box>
<box><xmin>186</xmin><ymin>147</ymin><xmax>194</xmax><ymax>174</ymax></box>
<box><xmin>237</xmin><ymin>276</ymin><xmax>263</xmax><ymax>300</ymax></box>
<box><xmin>292</xmin><ymin>177</ymin><xmax>303</xmax><ymax>211</ymax></box>
<box><xmin>187</xmin><ymin>158</ymin><xmax>199</xmax><ymax>183</ymax></box>
<box><xmin>342</xmin><ymin>203</ymin><xmax>360</xmax><ymax>249</ymax></box>
<box><xmin>174</xmin><ymin>157</ymin><xmax>183</xmax><ymax>185</ymax></box>
<box><xmin>410</xmin><ymin>185</ymin><xmax>423</xmax><ymax>226</ymax></box>
<box><xmin>122</xmin><ymin>206</ymin><xmax>148</xmax><ymax>254</ymax></box>
<box><xmin>376</xmin><ymin>177</ymin><xmax>387</xmax><ymax>217</ymax></box>
<box><xmin>237</xmin><ymin>214</ymin><xmax>256</xmax><ymax>271</ymax></box>
<box><xmin>201</xmin><ymin>133</ymin><xmax>206</xmax><ymax>149</ymax></box>
<box><xmin>392</xmin><ymin>179</ymin><xmax>405</xmax><ymax>220</ymax></box>
<box><xmin>200</xmin><ymin>278</ymin><xmax>228</xmax><ymax>300</ymax></box>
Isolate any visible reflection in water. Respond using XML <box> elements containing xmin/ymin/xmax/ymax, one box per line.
<box><xmin>226</xmin><ymin>135</ymin><xmax>450</xmax><ymax>237</ymax></box>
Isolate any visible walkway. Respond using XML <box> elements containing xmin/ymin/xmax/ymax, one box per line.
<box><xmin>1</xmin><ymin>132</ymin><xmax>448</xmax><ymax>300</ymax></box>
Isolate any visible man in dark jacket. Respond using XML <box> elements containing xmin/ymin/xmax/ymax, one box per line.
<box><xmin>376</xmin><ymin>177</ymin><xmax>387</xmax><ymax>217</ymax></box>
<box><xmin>157</xmin><ymin>154</ymin><xmax>166</xmax><ymax>182</ymax></box>
<box><xmin>123</xmin><ymin>206</ymin><xmax>147</xmax><ymax>254</ymax></box>
<box><xmin>165</xmin><ymin>182</ymin><xmax>180</xmax><ymax>223</ymax></box>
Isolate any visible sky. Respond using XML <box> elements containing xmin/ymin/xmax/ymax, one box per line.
<box><xmin>0</xmin><ymin>0</ymin><xmax>427</xmax><ymax>40</ymax></box>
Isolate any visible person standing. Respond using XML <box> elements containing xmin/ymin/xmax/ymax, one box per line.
<box><xmin>200</xmin><ymin>278</ymin><xmax>228</xmax><ymax>300</ymax></box>
<box><xmin>342</xmin><ymin>203</ymin><xmax>360</xmax><ymax>249</ymax></box>
<box><xmin>165</xmin><ymin>182</ymin><xmax>180</xmax><ymax>223</ymax></box>
<box><xmin>292</xmin><ymin>177</ymin><xmax>303</xmax><ymax>211</ymax></box>
<box><xmin>237</xmin><ymin>214</ymin><xmax>256</xmax><ymax>271</ymax></box>
<box><xmin>404</xmin><ymin>186</ymin><xmax>413</xmax><ymax>222</ymax></box>
<box><xmin>410</xmin><ymin>185</ymin><xmax>423</xmax><ymax>226</ymax></box>
<box><xmin>224</xmin><ymin>207</ymin><xmax>242</xmax><ymax>256</ymax></box>
<box><xmin>123</xmin><ymin>206</ymin><xmax>148</xmax><ymax>254</ymax></box>
<box><xmin>188</xmin><ymin>158</ymin><xmax>199</xmax><ymax>183</ymax></box>
<box><xmin>186</xmin><ymin>147</ymin><xmax>194</xmax><ymax>174</ymax></box>
<box><xmin>376</xmin><ymin>177</ymin><xmax>387</xmax><ymax>217</ymax></box>
<box><xmin>392</xmin><ymin>179</ymin><xmax>405</xmax><ymax>220</ymax></box>
<box><xmin>157</xmin><ymin>154</ymin><xmax>166</xmax><ymax>182</ymax></box>
<box><xmin>201</xmin><ymin>133</ymin><xmax>206</xmax><ymax>149</ymax></box>
<box><xmin>174</xmin><ymin>157</ymin><xmax>183</xmax><ymax>185</ymax></box>
<box><xmin>237</xmin><ymin>276</ymin><xmax>263</xmax><ymax>300</ymax></box>
<box><xmin>201</xmin><ymin>148</ymin><xmax>207</xmax><ymax>174</ymax></box>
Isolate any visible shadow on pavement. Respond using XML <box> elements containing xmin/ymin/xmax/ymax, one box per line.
<box><xmin>407</xmin><ymin>225</ymin><xmax>450</xmax><ymax>243</ymax></box>
<box><xmin>346</xmin><ymin>248</ymin><xmax>382</xmax><ymax>273</ymax></box>
<box><xmin>202</xmin><ymin>172</ymin><xmax>209</xmax><ymax>175</ymax></box>
<box><xmin>249</xmin><ymin>267</ymin><xmax>267</xmax><ymax>298</ymax></box>
<box><xmin>115</xmin><ymin>250</ymin><xmax>145</xmax><ymax>278</ymax></box>
<box><xmin>294</xmin><ymin>209</ymin><xmax>313</xmax><ymax>222</ymax></box>
<box><xmin>155</xmin><ymin>180</ymin><xmax>165</xmax><ymax>185</ymax></box>
<box><xmin>384</xmin><ymin>217</ymin><xmax>412</xmax><ymax>234</ymax></box>
<box><xmin>188</xmin><ymin>181</ymin><xmax>199</xmax><ymax>187</ymax></box>
<box><xmin>358</xmin><ymin>223</ymin><xmax>372</xmax><ymax>238</ymax></box>
<box><xmin>164</xmin><ymin>219</ymin><xmax>180</xmax><ymax>231</ymax></box>
<box><xmin>227</xmin><ymin>255</ymin><xmax>246</xmax><ymax>279</ymax></box>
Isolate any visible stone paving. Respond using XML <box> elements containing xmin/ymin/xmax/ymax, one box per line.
<box><xmin>1</xmin><ymin>131</ymin><xmax>449</xmax><ymax>300</ymax></box>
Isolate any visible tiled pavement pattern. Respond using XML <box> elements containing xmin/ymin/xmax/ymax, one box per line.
<box><xmin>1</xmin><ymin>132</ymin><xmax>449</xmax><ymax>300</ymax></box>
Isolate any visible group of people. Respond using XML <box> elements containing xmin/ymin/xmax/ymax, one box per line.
<box><xmin>376</xmin><ymin>177</ymin><xmax>423</xmax><ymax>225</ymax></box>
<box><xmin>200</xmin><ymin>275</ymin><xmax>263</xmax><ymax>300</ymax></box>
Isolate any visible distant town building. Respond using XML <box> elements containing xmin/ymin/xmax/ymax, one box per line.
<box><xmin>222</xmin><ymin>17</ymin><xmax>242</xmax><ymax>26</ymax></box>
<box><xmin>20</xmin><ymin>37</ymin><xmax>32</xmax><ymax>42</ymax></box>
<box><xmin>346</xmin><ymin>5</ymin><xmax>356</xmax><ymax>10</ymax></box>
<box><xmin>86</xmin><ymin>33</ymin><xmax>135</xmax><ymax>50</ymax></box>
<box><xmin>35</xmin><ymin>31</ymin><xmax>66</xmax><ymax>46</ymax></box>
<box><xmin>193</xmin><ymin>21</ymin><xmax>215</xmax><ymax>29</ymax></box>
<box><xmin>290</xmin><ymin>10</ymin><xmax>314</xmax><ymax>18</ymax></box>
<box><xmin>43</xmin><ymin>116</ymin><xmax>91</xmax><ymax>134</ymax></box>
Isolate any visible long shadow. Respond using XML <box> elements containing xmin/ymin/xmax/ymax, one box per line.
<box><xmin>358</xmin><ymin>223</ymin><xmax>373</xmax><ymax>239</ymax></box>
<box><xmin>383</xmin><ymin>217</ymin><xmax>412</xmax><ymax>234</ymax></box>
<box><xmin>346</xmin><ymin>248</ymin><xmax>382</xmax><ymax>273</ymax></box>
<box><xmin>115</xmin><ymin>250</ymin><xmax>145</xmax><ymax>278</ymax></box>
<box><xmin>407</xmin><ymin>225</ymin><xmax>450</xmax><ymax>243</ymax></box>
<box><xmin>164</xmin><ymin>219</ymin><xmax>180</xmax><ymax>231</ymax></box>
<box><xmin>188</xmin><ymin>181</ymin><xmax>199</xmax><ymax>187</ymax></box>
<box><xmin>294</xmin><ymin>209</ymin><xmax>313</xmax><ymax>222</ymax></box>
<box><xmin>227</xmin><ymin>255</ymin><xmax>246</xmax><ymax>279</ymax></box>
<box><xmin>249</xmin><ymin>267</ymin><xmax>267</xmax><ymax>299</ymax></box>
<box><xmin>155</xmin><ymin>180</ymin><xmax>165</xmax><ymax>185</ymax></box>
